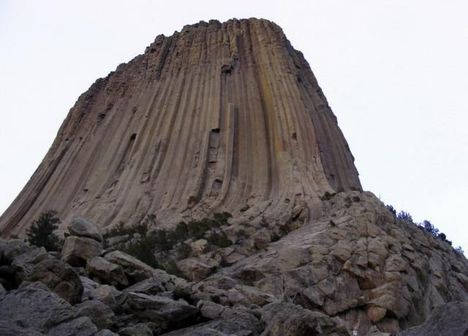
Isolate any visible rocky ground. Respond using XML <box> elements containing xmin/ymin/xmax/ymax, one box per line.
<box><xmin>1</xmin><ymin>191</ymin><xmax>467</xmax><ymax>336</ymax></box>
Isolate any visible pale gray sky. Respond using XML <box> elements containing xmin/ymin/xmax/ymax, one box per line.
<box><xmin>1</xmin><ymin>0</ymin><xmax>467</xmax><ymax>250</ymax></box>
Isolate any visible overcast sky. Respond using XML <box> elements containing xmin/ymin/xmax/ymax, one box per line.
<box><xmin>0</xmin><ymin>0</ymin><xmax>467</xmax><ymax>250</ymax></box>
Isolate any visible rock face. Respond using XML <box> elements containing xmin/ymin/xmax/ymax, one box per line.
<box><xmin>0</xmin><ymin>18</ymin><xmax>361</xmax><ymax>236</ymax></box>
<box><xmin>0</xmin><ymin>18</ymin><xmax>466</xmax><ymax>336</ymax></box>
<box><xmin>397</xmin><ymin>301</ymin><xmax>468</xmax><ymax>336</ymax></box>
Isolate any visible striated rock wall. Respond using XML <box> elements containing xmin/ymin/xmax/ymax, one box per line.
<box><xmin>0</xmin><ymin>18</ymin><xmax>361</xmax><ymax>236</ymax></box>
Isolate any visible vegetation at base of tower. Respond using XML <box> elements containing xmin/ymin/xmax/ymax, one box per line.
<box><xmin>106</xmin><ymin>212</ymin><xmax>233</xmax><ymax>277</ymax></box>
<box><xmin>27</xmin><ymin>210</ymin><xmax>61</xmax><ymax>251</ymax></box>
<box><xmin>386</xmin><ymin>203</ymin><xmax>464</xmax><ymax>255</ymax></box>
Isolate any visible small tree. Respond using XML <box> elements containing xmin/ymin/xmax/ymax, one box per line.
<box><xmin>397</xmin><ymin>211</ymin><xmax>413</xmax><ymax>222</ymax></box>
<box><xmin>386</xmin><ymin>204</ymin><xmax>397</xmax><ymax>216</ymax></box>
<box><xmin>26</xmin><ymin>210</ymin><xmax>61</xmax><ymax>251</ymax></box>
<box><xmin>422</xmin><ymin>220</ymin><xmax>439</xmax><ymax>236</ymax></box>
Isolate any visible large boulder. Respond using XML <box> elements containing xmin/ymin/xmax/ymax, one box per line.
<box><xmin>0</xmin><ymin>320</ymin><xmax>45</xmax><ymax>336</ymax></box>
<box><xmin>86</xmin><ymin>256</ymin><xmax>129</xmax><ymax>287</ymax></box>
<box><xmin>0</xmin><ymin>282</ymin><xmax>97</xmax><ymax>335</ymax></box>
<box><xmin>62</xmin><ymin>236</ymin><xmax>103</xmax><ymax>266</ymax></box>
<box><xmin>75</xmin><ymin>299</ymin><xmax>115</xmax><ymax>329</ymax></box>
<box><xmin>69</xmin><ymin>217</ymin><xmax>103</xmax><ymax>242</ymax></box>
<box><xmin>123</xmin><ymin>268</ymin><xmax>189</xmax><ymax>295</ymax></box>
<box><xmin>397</xmin><ymin>301</ymin><xmax>468</xmax><ymax>336</ymax></box>
<box><xmin>1</xmin><ymin>239</ymin><xmax>82</xmax><ymax>303</ymax></box>
<box><xmin>260</xmin><ymin>302</ymin><xmax>350</xmax><ymax>336</ymax></box>
<box><xmin>104</xmin><ymin>250</ymin><xmax>154</xmax><ymax>282</ymax></box>
<box><xmin>122</xmin><ymin>291</ymin><xmax>200</xmax><ymax>330</ymax></box>
<box><xmin>46</xmin><ymin>316</ymin><xmax>97</xmax><ymax>336</ymax></box>
<box><xmin>20</xmin><ymin>255</ymin><xmax>83</xmax><ymax>303</ymax></box>
<box><xmin>164</xmin><ymin>302</ymin><xmax>264</xmax><ymax>336</ymax></box>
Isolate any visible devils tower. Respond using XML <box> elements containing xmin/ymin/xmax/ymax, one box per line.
<box><xmin>0</xmin><ymin>18</ymin><xmax>466</xmax><ymax>336</ymax></box>
<box><xmin>0</xmin><ymin>19</ymin><xmax>360</xmax><ymax>235</ymax></box>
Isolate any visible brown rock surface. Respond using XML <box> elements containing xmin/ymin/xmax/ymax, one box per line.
<box><xmin>0</xmin><ymin>18</ymin><xmax>466</xmax><ymax>336</ymax></box>
<box><xmin>0</xmin><ymin>18</ymin><xmax>361</xmax><ymax>236</ymax></box>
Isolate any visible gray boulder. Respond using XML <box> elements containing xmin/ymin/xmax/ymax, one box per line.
<box><xmin>260</xmin><ymin>302</ymin><xmax>350</xmax><ymax>336</ymax></box>
<box><xmin>104</xmin><ymin>250</ymin><xmax>154</xmax><ymax>282</ymax></box>
<box><xmin>0</xmin><ymin>282</ymin><xmax>98</xmax><ymax>335</ymax></box>
<box><xmin>69</xmin><ymin>217</ymin><xmax>103</xmax><ymax>242</ymax></box>
<box><xmin>123</xmin><ymin>291</ymin><xmax>199</xmax><ymax>329</ymax></box>
<box><xmin>86</xmin><ymin>256</ymin><xmax>128</xmax><ymax>287</ymax></box>
<box><xmin>0</xmin><ymin>320</ymin><xmax>45</xmax><ymax>336</ymax></box>
<box><xmin>17</xmin><ymin>254</ymin><xmax>83</xmax><ymax>303</ymax></box>
<box><xmin>95</xmin><ymin>330</ymin><xmax>119</xmax><ymax>336</ymax></box>
<box><xmin>119</xmin><ymin>323</ymin><xmax>155</xmax><ymax>336</ymax></box>
<box><xmin>75</xmin><ymin>299</ymin><xmax>115</xmax><ymax>329</ymax></box>
<box><xmin>47</xmin><ymin>316</ymin><xmax>97</xmax><ymax>336</ymax></box>
<box><xmin>164</xmin><ymin>304</ymin><xmax>263</xmax><ymax>336</ymax></box>
<box><xmin>62</xmin><ymin>236</ymin><xmax>103</xmax><ymax>266</ymax></box>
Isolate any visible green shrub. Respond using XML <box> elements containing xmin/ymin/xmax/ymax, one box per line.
<box><xmin>176</xmin><ymin>242</ymin><xmax>193</xmax><ymax>259</ymax></box>
<box><xmin>207</xmin><ymin>230</ymin><xmax>232</xmax><ymax>248</ymax></box>
<box><xmin>27</xmin><ymin>210</ymin><xmax>61</xmax><ymax>251</ymax></box>
<box><xmin>104</xmin><ymin>221</ymin><xmax>148</xmax><ymax>238</ymax></box>
<box><xmin>121</xmin><ymin>234</ymin><xmax>160</xmax><ymax>269</ymax></box>
<box><xmin>397</xmin><ymin>211</ymin><xmax>413</xmax><ymax>222</ymax></box>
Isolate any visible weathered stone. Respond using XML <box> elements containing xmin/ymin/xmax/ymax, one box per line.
<box><xmin>47</xmin><ymin>316</ymin><xmax>97</xmax><ymax>336</ymax></box>
<box><xmin>260</xmin><ymin>302</ymin><xmax>350</xmax><ymax>336</ymax></box>
<box><xmin>0</xmin><ymin>239</ymin><xmax>30</xmax><ymax>260</ymax></box>
<box><xmin>69</xmin><ymin>217</ymin><xmax>103</xmax><ymax>242</ymax></box>
<box><xmin>197</xmin><ymin>300</ymin><xmax>226</xmax><ymax>319</ymax></box>
<box><xmin>164</xmin><ymin>305</ymin><xmax>263</xmax><ymax>336</ymax></box>
<box><xmin>95</xmin><ymin>330</ymin><xmax>119</xmax><ymax>336</ymax></box>
<box><xmin>62</xmin><ymin>236</ymin><xmax>103</xmax><ymax>266</ymax></box>
<box><xmin>5</xmin><ymin>242</ymin><xmax>82</xmax><ymax>303</ymax></box>
<box><xmin>104</xmin><ymin>250</ymin><xmax>154</xmax><ymax>282</ymax></box>
<box><xmin>89</xmin><ymin>284</ymin><xmax>121</xmax><ymax>307</ymax></box>
<box><xmin>123</xmin><ymin>292</ymin><xmax>199</xmax><ymax>328</ymax></box>
<box><xmin>366</xmin><ymin>326</ymin><xmax>391</xmax><ymax>336</ymax></box>
<box><xmin>80</xmin><ymin>275</ymin><xmax>100</xmax><ymax>300</ymax></box>
<box><xmin>0</xmin><ymin>320</ymin><xmax>45</xmax><ymax>335</ymax></box>
<box><xmin>0</xmin><ymin>282</ymin><xmax>89</xmax><ymax>334</ymax></box>
<box><xmin>75</xmin><ymin>299</ymin><xmax>115</xmax><ymax>329</ymax></box>
<box><xmin>367</xmin><ymin>306</ymin><xmax>387</xmax><ymax>323</ymax></box>
<box><xmin>19</xmin><ymin>255</ymin><xmax>83</xmax><ymax>303</ymax></box>
<box><xmin>252</xmin><ymin>229</ymin><xmax>271</xmax><ymax>250</ymax></box>
<box><xmin>190</xmin><ymin>239</ymin><xmax>209</xmax><ymax>256</ymax></box>
<box><xmin>87</xmin><ymin>256</ymin><xmax>128</xmax><ymax>287</ymax></box>
<box><xmin>119</xmin><ymin>323</ymin><xmax>154</xmax><ymax>336</ymax></box>
<box><xmin>178</xmin><ymin>258</ymin><xmax>218</xmax><ymax>281</ymax></box>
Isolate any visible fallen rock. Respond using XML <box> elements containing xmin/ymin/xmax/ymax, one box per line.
<box><xmin>20</xmin><ymin>255</ymin><xmax>83</xmax><ymax>303</ymax></box>
<box><xmin>47</xmin><ymin>316</ymin><xmax>97</xmax><ymax>336</ymax></box>
<box><xmin>69</xmin><ymin>217</ymin><xmax>103</xmax><ymax>242</ymax></box>
<box><xmin>62</xmin><ymin>236</ymin><xmax>103</xmax><ymax>266</ymax></box>
<box><xmin>87</xmin><ymin>256</ymin><xmax>129</xmax><ymax>287</ymax></box>
<box><xmin>104</xmin><ymin>250</ymin><xmax>154</xmax><ymax>282</ymax></box>
<box><xmin>164</xmin><ymin>305</ymin><xmax>263</xmax><ymax>336</ymax></box>
<box><xmin>0</xmin><ymin>320</ymin><xmax>45</xmax><ymax>336</ymax></box>
<box><xmin>123</xmin><ymin>291</ymin><xmax>200</xmax><ymax>329</ymax></box>
<box><xmin>0</xmin><ymin>282</ymin><xmax>97</xmax><ymax>334</ymax></box>
<box><xmin>95</xmin><ymin>330</ymin><xmax>119</xmax><ymax>336</ymax></box>
<box><xmin>178</xmin><ymin>257</ymin><xmax>218</xmax><ymax>281</ymax></box>
<box><xmin>119</xmin><ymin>323</ymin><xmax>154</xmax><ymax>336</ymax></box>
<box><xmin>75</xmin><ymin>299</ymin><xmax>115</xmax><ymax>329</ymax></box>
<box><xmin>90</xmin><ymin>284</ymin><xmax>122</xmax><ymax>307</ymax></box>
<box><xmin>260</xmin><ymin>302</ymin><xmax>350</xmax><ymax>336</ymax></box>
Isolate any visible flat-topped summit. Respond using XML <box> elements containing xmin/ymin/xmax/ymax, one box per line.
<box><xmin>0</xmin><ymin>18</ymin><xmax>360</xmax><ymax>235</ymax></box>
